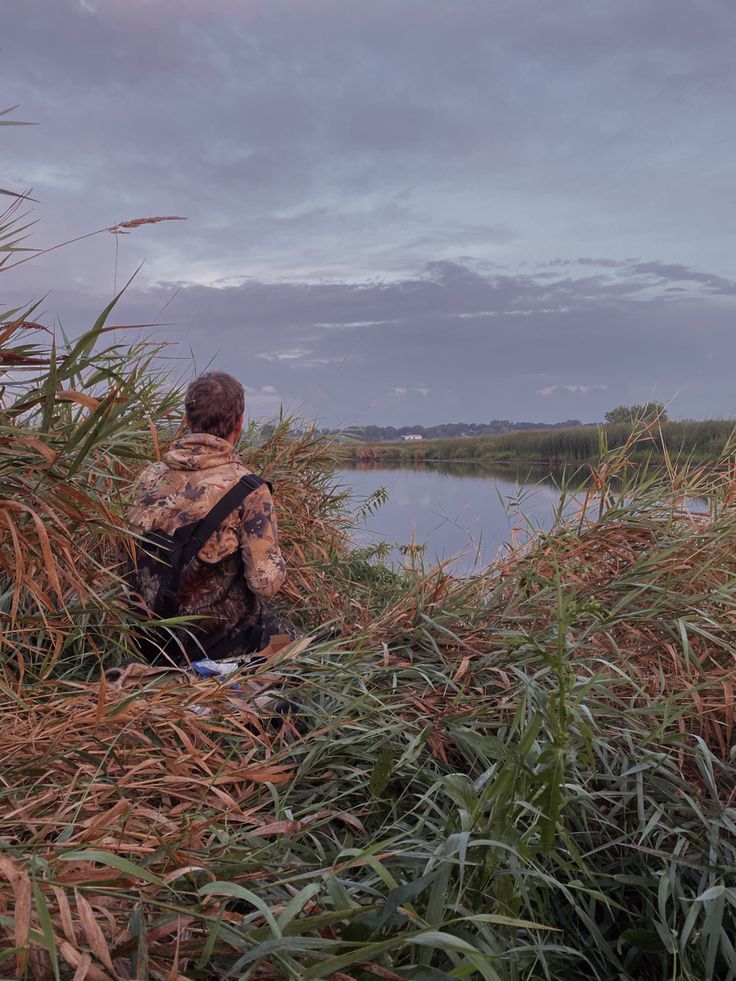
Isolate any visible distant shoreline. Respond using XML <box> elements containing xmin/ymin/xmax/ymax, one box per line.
<box><xmin>340</xmin><ymin>420</ymin><xmax>736</xmax><ymax>466</ymax></box>
<box><xmin>343</xmin><ymin>455</ymin><xmax>587</xmax><ymax>466</ymax></box>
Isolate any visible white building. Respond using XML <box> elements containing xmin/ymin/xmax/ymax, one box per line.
<box><xmin>401</xmin><ymin>434</ymin><xmax>423</xmax><ymax>441</ymax></box>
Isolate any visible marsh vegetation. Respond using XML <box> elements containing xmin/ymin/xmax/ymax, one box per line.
<box><xmin>3</xmin><ymin>121</ymin><xmax>736</xmax><ymax>980</ymax></box>
<box><xmin>347</xmin><ymin>418</ymin><xmax>736</xmax><ymax>467</ymax></box>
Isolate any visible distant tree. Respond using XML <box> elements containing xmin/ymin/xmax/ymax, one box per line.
<box><xmin>604</xmin><ymin>402</ymin><xmax>668</xmax><ymax>425</ymax></box>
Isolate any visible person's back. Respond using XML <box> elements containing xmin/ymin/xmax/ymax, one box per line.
<box><xmin>126</xmin><ymin>372</ymin><xmax>296</xmax><ymax>662</ymax></box>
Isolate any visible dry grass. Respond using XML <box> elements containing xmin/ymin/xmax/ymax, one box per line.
<box><xmin>0</xmin><ymin>667</ymin><xmax>304</xmax><ymax>979</ymax></box>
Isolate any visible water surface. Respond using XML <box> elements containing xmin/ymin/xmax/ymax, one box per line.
<box><xmin>337</xmin><ymin>460</ymin><xmax>588</xmax><ymax>574</ymax></box>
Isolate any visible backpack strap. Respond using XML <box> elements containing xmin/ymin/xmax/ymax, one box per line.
<box><xmin>179</xmin><ymin>473</ymin><xmax>269</xmax><ymax>569</ymax></box>
<box><xmin>157</xmin><ymin>473</ymin><xmax>269</xmax><ymax>613</ymax></box>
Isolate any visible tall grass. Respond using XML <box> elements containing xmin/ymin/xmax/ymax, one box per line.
<box><xmin>3</xmin><ymin>117</ymin><xmax>736</xmax><ymax>980</ymax></box>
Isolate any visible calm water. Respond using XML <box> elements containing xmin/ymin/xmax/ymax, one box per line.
<box><xmin>337</xmin><ymin>461</ymin><xmax>587</xmax><ymax>574</ymax></box>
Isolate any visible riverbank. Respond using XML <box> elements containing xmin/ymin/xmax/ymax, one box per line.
<box><xmin>3</xmin><ymin>314</ymin><xmax>736</xmax><ymax>978</ymax></box>
<box><xmin>344</xmin><ymin>418</ymin><xmax>736</xmax><ymax>466</ymax></box>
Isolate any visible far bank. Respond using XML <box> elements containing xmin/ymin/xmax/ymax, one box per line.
<box><xmin>342</xmin><ymin>419</ymin><xmax>736</xmax><ymax>466</ymax></box>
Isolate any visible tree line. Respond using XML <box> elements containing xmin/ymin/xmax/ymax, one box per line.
<box><xmin>325</xmin><ymin>418</ymin><xmax>586</xmax><ymax>442</ymax></box>
<box><xmin>328</xmin><ymin>403</ymin><xmax>713</xmax><ymax>443</ymax></box>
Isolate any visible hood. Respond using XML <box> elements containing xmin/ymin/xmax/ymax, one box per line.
<box><xmin>163</xmin><ymin>433</ymin><xmax>237</xmax><ymax>471</ymax></box>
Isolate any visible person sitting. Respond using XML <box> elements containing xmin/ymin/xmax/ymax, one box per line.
<box><xmin>125</xmin><ymin>371</ymin><xmax>297</xmax><ymax>664</ymax></box>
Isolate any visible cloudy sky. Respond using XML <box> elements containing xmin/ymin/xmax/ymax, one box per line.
<box><xmin>4</xmin><ymin>0</ymin><xmax>736</xmax><ymax>425</ymax></box>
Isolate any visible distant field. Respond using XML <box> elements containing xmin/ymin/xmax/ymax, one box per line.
<box><xmin>344</xmin><ymin>419</ymin><xmax>736</xmax><ymax>464</ymax></box>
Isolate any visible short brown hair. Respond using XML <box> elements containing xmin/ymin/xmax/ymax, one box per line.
<box><xmin>184</xmin><ymin>372</ymin><xmax>245</xmax><ymax>439</ymax></box>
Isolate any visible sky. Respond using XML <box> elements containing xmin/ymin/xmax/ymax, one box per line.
<box><xmin>3</xmin><ymin>0</ymin><xmax>736</xmax><ymax>426</ymax></box>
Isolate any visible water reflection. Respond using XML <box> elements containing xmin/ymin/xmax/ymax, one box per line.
<box><xmin>346</xmin><ymin>457</ymin><xmax>593</xmax><ymax>490</ymax></box>
<box><xmin>338</xmin><ymin>460</ymin><xmax>711</xmax><ymax>575</ymax></box>
<box><xmin>337</xmin><ymin>461</ymin><xmax>579</xmax><ymax>574</ymax></box>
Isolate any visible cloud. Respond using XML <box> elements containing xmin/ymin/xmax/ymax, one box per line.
<box><xmin>6</xmin><ymin>0</ymin><xmax>736</xmax><ymax>293</ymax></box>
<box><xmin>538</xmin><ymin>384</ymin><xmax>609</xmax><ymax>397</ymax></box>
<box><xmin>313</xmin><ymin>320</ymin><xmax>397</xmax><ymax>330</ymax></box>
<box><xmin>258</xmin><ymin>348</ymin><xmax>312</xmax><ymax>362</ymax></box>
<box><xmin>245</xmin><ymin>386</ymin><xmax>283</xmax><ymax>418</ymax></box>
<box><xmin>17</xmin><ymin>253</ymin><xmax>731</xmax><ymax>426</ymax></box>
<box><xmin>626</xmin><ymin>262</ymin><xmax>736</xmax><ymax>295</ymax></box>
<box><xmin>5</xmin><ymin>0</ymin><xmax>736</xmax><ymax>427</ymax></box>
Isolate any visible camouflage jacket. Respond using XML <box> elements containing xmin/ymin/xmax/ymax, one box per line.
<box><xmin>126</xmin><ymin>433</ymin><xmax>286</xmax><ymax>650</ymax></box>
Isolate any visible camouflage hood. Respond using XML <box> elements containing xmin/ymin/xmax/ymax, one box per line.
<box><xmin>163</xmin><ymin>433</ymin><xmax>237</xmax><ymax>472</ymax></box>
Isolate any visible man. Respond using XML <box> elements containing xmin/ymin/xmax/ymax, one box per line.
<box><xmin>126</xmin><ymin>371</ymin><xmax>297</xmax><ymax>662</ymax></box>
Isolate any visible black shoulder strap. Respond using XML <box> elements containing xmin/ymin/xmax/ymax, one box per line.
<box><xmin>180</xmin><ymin>473</ymin><xmax>269</xmax><ymax>568</ymax></box>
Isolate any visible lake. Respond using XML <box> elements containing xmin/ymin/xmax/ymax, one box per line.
<box><xmin>336</xmin><ymin>460</ymin><xmax>588</xmax><ymax>574</ymax></box>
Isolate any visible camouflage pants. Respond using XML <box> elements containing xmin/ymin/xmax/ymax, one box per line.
<box><xmin>137</xmin><ymin>603</ymin><xmax>300</xmax><ymax>665</ymax></box>
<box><xmin>256</xmin><ymin>605</ymin><xmax>300</xmax><ymax>649</ymax></box>
<box><xmin>199</xmin><ymin>602</ymin><xmax>300</xmax><ymax>661</ymax></box>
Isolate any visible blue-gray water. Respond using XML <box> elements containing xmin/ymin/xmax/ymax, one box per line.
<box><xmin>337</xmin><ymin>461</ymin><xmax>578</xmax><ymax>574</ymax></box>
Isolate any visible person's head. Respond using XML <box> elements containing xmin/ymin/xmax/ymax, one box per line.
<box><xmin>184</xmin><ymin>372</ymin><xmax>245</xmax><ymax>443</ymax></box>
